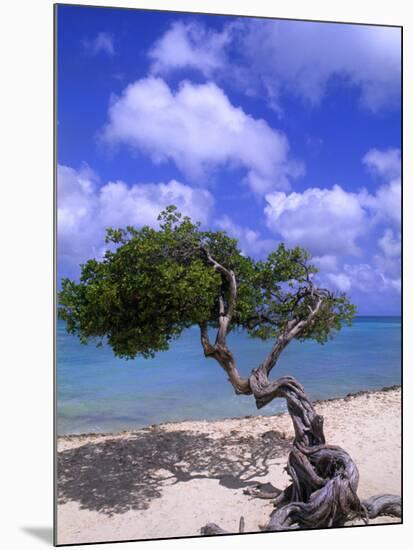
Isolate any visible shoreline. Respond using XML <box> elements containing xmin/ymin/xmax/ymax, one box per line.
<box><xmin>57</xmin><ymin>386</ymin><xmax>401</xmax><ymax>544</ymax></box>
<box><xmin>57</xmin><ymin>383</ymin><xmax>401</xmax><ymax>442</ymax></box>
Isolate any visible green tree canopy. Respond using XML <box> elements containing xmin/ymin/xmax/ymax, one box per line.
<box><xmin>59</xmin><ymin>205</ymin><xmax>356</xmax><ymax>365</ymax></box>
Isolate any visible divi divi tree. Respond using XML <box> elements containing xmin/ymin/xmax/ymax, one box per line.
<box><xmin>59</xmin><ymin>206</ymin><xmax>401</xmax><ymax>532</ymax></box>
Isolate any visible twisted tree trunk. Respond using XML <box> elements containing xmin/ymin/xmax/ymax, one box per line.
<box><xmin>198</xmin><ymin>250</ymin><xmax>401</xmax><ymax>535</ymax></box>
<box><xmin>201</xmin><ymin>372</ymin><xmax>401</xmax><ymax>534</ymax></box>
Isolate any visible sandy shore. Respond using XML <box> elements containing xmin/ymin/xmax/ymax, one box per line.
<box><xmin>57</xmin><ymin>386</ymin><xmax>401</xmax><ymax>545</ymax></box>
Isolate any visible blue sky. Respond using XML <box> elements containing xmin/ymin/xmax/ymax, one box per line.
<box><xmin>57</xmin><ymin>5</ymin><xmax>401</xmax><ymax>315</ymax></box>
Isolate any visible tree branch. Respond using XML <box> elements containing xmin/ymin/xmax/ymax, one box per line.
<box><xmin>258</xmin><ymin>292</ymin><xmax>325</xmax><ymax>378</ymax></box>
<box><xmin>198</xmin><ymin>322</ymin><xmax>251</xmax><ymax>395</ymax></box>
<box><xmin>199</xmin><ymin>322</ymin><xmax>215</xmax><ymax>357</ymax></box>
<box><xmin>199</xmin><ymin>249</ymin><xmax>331</xmax><ymax>400</ymax></box>
<box><xmin>200</xmin><ymin>246</ymin><xmax>237</xmax><ymax>345</ymax></box>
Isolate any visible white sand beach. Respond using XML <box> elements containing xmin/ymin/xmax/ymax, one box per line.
<box><xmin>57</xmin><ymin>386</ymin><xmax>401</xmax><ymax>545</ymax></box>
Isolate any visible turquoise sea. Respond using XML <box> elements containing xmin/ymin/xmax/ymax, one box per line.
<box><xmin>57</xmin><ymin>317</ymin><xmax>401</xmax><ymax>435</ymax></box>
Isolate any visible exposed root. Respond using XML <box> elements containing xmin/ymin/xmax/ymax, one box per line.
<box><xmin>362</xmin><ymin>494</ymin><xmax>401</xmax><ymax>519</ymax></box>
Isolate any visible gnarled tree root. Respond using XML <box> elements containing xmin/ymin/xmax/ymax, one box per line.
<box><xmin>361</xmin><ymin>495</ymin><xmax>401</xmax><ymax>520</ymax></box>
<box><xmin>200</xmin><ymin>374</ymin><xmax>401</xmax><ymax>534</ymax></box>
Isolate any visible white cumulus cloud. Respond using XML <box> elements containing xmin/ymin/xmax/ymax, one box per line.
<box><xmin>362</xmin><ymin>148</ymin><xmax>401</xmax><ymax>226</ymax></box>
<box><xmin>325</xmin><ymin>263</ymin><xmax>400</xmax><ymax>295</ymax></box>
<box><xmin>58</xmin><ymin>164</ymin><xmax>214</xmax><ymax>273</ymax></box>
<box><xmin>215</xmin><ymin>215</ymin><xmax>276</xmax><ymax>257</ymax></box>
<box><xmin>326</xmin><ymin>272</ymin><xmax>351</xmax><ymax>292</ymax></box>
<box><xmin>264</xmin><ymin>147</ymin><xmax>401</xmax><ymax>298</ymax></box>
<box><xmin>373</xmin><ymin>228</ymin><xmax>401</xmax><ymax>285</ymax></box>
<box><xmin>378</xmin><ymin>228</ymin><xmax>401</xmax><ymax>259</ymax></box>
<box><xmin>149</xmin><ymin>19</ymin><xmax>401</xmax><ymax>112</ymax></box>
<box><xmin>312</xmin><ymin>255</ymin><xmax>338</xmax><ymax>272</ymax></box>
<box><xmin>149</xmin><ymin>21</ymin><xmax>230</xmax><ymax>76</ymax></box>
<box><xmin>240</xmin><ymin>20</ymin><xmax>401</xmax><ymax>112</ymax></box>
<box><xmin>264</xmin><ymin>185</ymin><xmax>367</xmax><ymax>256</ymax></box>
<box><xmin>363</xmin><ymin>148</ymin><xmax>401</xmax><ymax>181</ymax></box>
<box><xmin>101</xmin><ymin>77</ymin><xmax>302</xmax><ymax>194</ymax></box>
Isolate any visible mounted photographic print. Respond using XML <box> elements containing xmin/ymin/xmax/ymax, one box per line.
<box><xmin>54</xmin><ymin>3</ymin><xmax>402</xmax><ymax>546</ymax></box>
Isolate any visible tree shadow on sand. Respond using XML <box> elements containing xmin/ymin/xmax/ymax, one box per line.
<box><xmin>57</xmin><ymin>428</ymin><xmax>291</xmax><ymax>515</ymax></box>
